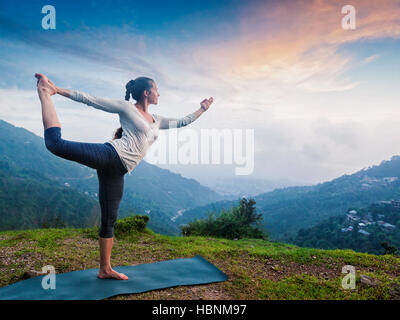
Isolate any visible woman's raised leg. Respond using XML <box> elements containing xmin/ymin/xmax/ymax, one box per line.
<box><xmin>37</xmin><ymin>77</ymin><xmax>61</xmax><ymax>130</ymax></box>
<box><xmin>38</xmin><ymin>86</ymin><xmax>114</xmax><ymax>170</ymax></box>
<box><xmin>44</xmin><ymin>127</ymin><xmax>114</xmax><ymax>170</ymax></box>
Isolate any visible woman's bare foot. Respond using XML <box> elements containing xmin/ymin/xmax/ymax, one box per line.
<box><xmin>98</xmin><ymin>267</ymin><xmax>129</xmax><ymax>280</ymax></box>
<box><xmin>35</xmin><ymin>73</ymin><xmax>57</xmax><ymax>96</ymax></box>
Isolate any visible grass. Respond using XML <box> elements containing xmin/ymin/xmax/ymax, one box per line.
<box><xmin>0</xmin><ymin>225</ymin><xmax>399</xmax><ymax>300</ymax></box>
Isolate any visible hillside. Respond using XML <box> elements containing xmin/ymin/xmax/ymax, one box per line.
<box><xmin>290</xmin><ymin>201</ymin><xmax>400</xmax><ymax>255</ymax></box>
<box><xmin>0</xmin><ymin>159</ymin><xmax>98</xmax><ymax>230</ymax></box>
<box><xmin>0</xmin><ymin>226</ymin><xmax>399</xmax><ymax>300</ymax></box>
<box><xmin>0</xmin><ymin>119</ymin><xmax>229</xmax><ymax>235</ymax></box>
<box><xmin>176</xmin><ymin>156</ymin><xmax>400</xmax><ymax>240</ymax></box>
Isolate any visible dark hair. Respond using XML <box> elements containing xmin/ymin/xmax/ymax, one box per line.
<box><xmin>113</xmin><ymin>77</ymin><xmax>155</xmax><ymax>140</ymax></box>
<box><xmin>112</xmin><ymin>127</ymin><xmax>123</xmax><ymax>140</ymax></box>
<box><xmin>125</xmin><ymin>77</ymin><xmax>154</xmax><ymax>102</ymax></box>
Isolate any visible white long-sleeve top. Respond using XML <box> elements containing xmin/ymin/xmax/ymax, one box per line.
<box><xmin>69</xmin><ymin>90</ymin><xmax>198</xmax><ymax>175</ymax></box>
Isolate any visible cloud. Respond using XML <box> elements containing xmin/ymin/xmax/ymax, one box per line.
<box><xmin>0</xmin><ymin>87</ymin><xmax>121</xmax><ymax>143</ymax></box>
<box><xmin>186</xmin><ymin>0</ymin><xmax>400</xmax><ymax>92</ymax></box>
<box><xmin>363</xmin><ymin>54</ymin><xmax>380</xmax><ymax>64</ymax></box>
<box><xmin>0</xmin><ymin>14</ymin><xmax>162</xmax><ymax>80</ymax></box>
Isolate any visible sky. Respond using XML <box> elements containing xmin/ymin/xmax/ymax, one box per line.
<box><xmin>0</xmin><ymin>0</ymin><xmax>399</xmax><ymax>185</ymax></box>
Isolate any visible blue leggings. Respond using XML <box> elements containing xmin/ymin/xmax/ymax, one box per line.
<box><xmin>44</xmin><ymin>126</ymin><xmax>127</xmax><ymax>238</ymax></box>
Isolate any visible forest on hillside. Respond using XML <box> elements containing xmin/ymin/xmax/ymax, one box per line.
<box><xmin>290</xmin><ymin>201</ymin><xmax>400</xmax><ymax>255</ymax></box>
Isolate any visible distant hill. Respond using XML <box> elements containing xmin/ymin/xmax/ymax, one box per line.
<box><xmin>0</xmin><ymin>119</ymin><xmax>228</xmax><ymax>234</ymax></box>
<box><xmin>197</xmin><ymin>176</ymin><xmax>300</xmax><ymax>198</ymax></box>
<box><xmin>0</xmin><ymin>158</ymin><xmax>98</xmax><ymax>231</ymax></box>
<box><xmin>176</xmin><ymin>156</ymin><xmax>400</xmax><ymax>240</ymax></box>
<box><xmin>289</xmin><ymin>200</ymin><xmax>400</xmax><ymax>255</ymax></box>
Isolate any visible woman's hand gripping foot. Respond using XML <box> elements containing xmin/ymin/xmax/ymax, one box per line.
<box><xmin>35</xmin><ymin>73</ymin><xmax>57</xmax><ymax>96</ymax></box>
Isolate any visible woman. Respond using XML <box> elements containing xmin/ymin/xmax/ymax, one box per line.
<box><xmin>35</xmin><ymin>73</ymin><xmax>214</xmax><ymax>280</ymax></box>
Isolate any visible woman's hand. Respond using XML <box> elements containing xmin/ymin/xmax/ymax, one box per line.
<box><xmin>200</xmin><ymin>97</ymin><xmax>214</xmax><ymax>111</ymax></box>
<box><xmin>35</xmin><ymin>73</ymin><xmax>57</xmax><ymax>96</ymax></box>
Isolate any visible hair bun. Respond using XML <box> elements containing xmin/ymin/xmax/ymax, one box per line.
<box><xmin>126</xmin><ymin>79</ymin><xmax>135</xmax><ymax>89</ymax></box>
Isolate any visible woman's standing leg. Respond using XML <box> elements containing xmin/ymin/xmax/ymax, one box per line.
<box><xmin>96</xmin><ymin>167</ymin><xmax>128</xmax><ymax>280</ymax></box>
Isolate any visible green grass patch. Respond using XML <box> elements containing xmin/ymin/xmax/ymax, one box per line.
<box><xmin>0</xmin><ymin>227</ymin><xmax>398</xmax><ymax>299</ymax></box>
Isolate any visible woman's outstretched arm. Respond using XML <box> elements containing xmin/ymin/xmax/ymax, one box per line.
<box><xmin>157</xmin><ymin>97</ymin><xmax>214</xmax><ymax>129</ymax></box>
<box><xmin>56</xmin><ymin>87</ymin><xmax>127</xmax><ymax>114</ymax></box>
<box><xmin>56</xmin><ymin>87</ymin><xmax>72</xmax><ymax>98</ymax></box>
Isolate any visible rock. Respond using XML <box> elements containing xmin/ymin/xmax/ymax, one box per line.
<box><xmin>359</xmin><ymin>274</ymin><xmax>382</xmax><ymax>287</ymax></box>
<box><xmin>389</xmin><ymin>283</ymin><xmax>400</xmax><ymax>300</ymax></box>
<box><xmin>22</xmin><ymin>270</ymin><xmax>46</xmax><ymax>279</ymax></box>
<box><xmin>271</xmin><ymin>265</ymin><xmax>281</xmax><ymax>272</ymax></box>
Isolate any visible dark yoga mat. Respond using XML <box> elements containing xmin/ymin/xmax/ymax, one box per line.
<box><xmin>0</xmin><ymin>255</ymin><xmax>228</xmax><ymax>300</ymax></box>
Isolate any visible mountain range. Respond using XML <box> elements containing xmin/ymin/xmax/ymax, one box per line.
<box><xmin>3</xmin><ymin>118</ymin><xmax>400</xmax><ymax>244</ymax></box>
<box><xmin>176</xmin><ymin>156</ymin><xmax>400</xmax><ymax>241</ymax></box>
<box><xmin>0</xmin><ymin>119</ymin><xmax>230</xmax><ymax>235</ymax></box>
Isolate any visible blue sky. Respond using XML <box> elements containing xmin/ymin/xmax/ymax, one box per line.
<box><xmin>0</xmin><ymin>0</ymin><xmax>243</xmax><ymax>40</ymax></box>
<box><xmin>0</xmin><ymin>0</ymin><xmax>399</xmax><ymax>185</ymax></box>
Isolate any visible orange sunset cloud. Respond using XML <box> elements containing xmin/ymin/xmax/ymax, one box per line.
<box><xmin>191</xmin><ymin>0</ymin><xmax>400</xmax><ymax>92</ymax></box>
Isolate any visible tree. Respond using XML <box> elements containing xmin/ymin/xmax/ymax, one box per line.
<box><xmin>381</xmin><ymin>241</ymin><xmax>398</xmax><ymax>255</ymax></box>
<box><xmin>235</xmin><ymin>197</ymin><xmax>262</xmax><ymax>225</ymax></box>
<box><xmin>180</xmin><ymin>197</ymin><xmax>267</xmax><ymax>240</ymax></box>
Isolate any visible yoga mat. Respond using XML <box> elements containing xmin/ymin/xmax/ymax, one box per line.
<box><xmin>0</xmin><ymin>255</ymin><xmax>228</xmax><ymax>300</ymax></box>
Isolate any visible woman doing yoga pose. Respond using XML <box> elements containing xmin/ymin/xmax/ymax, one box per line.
<box><xmin>35</xmin><ymin>73</ymin><xmax>214</xmax><ymax>280</ymax></box>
